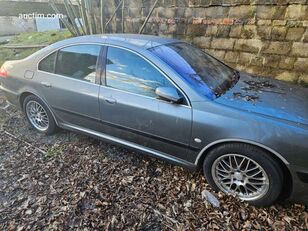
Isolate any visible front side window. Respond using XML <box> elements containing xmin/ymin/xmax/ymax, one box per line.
<box><xmin>55</xmin><ymin>45</ymin><xmax>101</xmax><ymax>83</ymax></box>
<box><xmin>38</xmin><ymin>52</ymin><xmax>56</xmax><ymax>73</ymax></box>
<box><xmin>150</xmin><ymin>42</ymin><xmax>239</xmax><ymax>99</ymax></box>
<box><xmin>105</xmin><ymin>46</ymin><xmax>174</xmax><ymax>98</ymax></box>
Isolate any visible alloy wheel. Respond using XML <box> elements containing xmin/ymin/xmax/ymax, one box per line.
<box><xmin>211</xmin><ymin>153</ymin><xmax>270</xmax><ymax>201</ymax></box>
<box><xmin>25</xmin><ymin>100</ymin><xmax>49</xmax><ymax>132</ymax></box>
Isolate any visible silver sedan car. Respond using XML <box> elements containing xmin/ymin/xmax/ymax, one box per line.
<box><xmin>1</xmin><ymin>34</ymin><xmax>308</xmax><ymax>206</ymax></box>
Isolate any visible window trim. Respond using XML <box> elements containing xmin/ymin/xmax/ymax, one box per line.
<box><xmin>99</xmin><ymin>46</ymin><xmax>108</xmax><ymax>85</ymax></box>
<box><xmin>37</xmin><ymin>43</ymin><xmax>104</xmax><ymax>86</ymax></box>
<box><xmin>55</xmin><ymin>44</ymin><xmax>102</xmax><ymax>84</ymax></box>
<box><xmin>37</xmin><ymin>42</ymin><xmax>191</xmax><ymax>107</ymax></box>
<box><xmin>103</xmin><ymin>44</ymin><xmax>191</xmax><ymax>107</ymax></box>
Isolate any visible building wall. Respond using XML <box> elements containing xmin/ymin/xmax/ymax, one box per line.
<box><xmin>106</xmin><ymin>0</ymin><xmax>308</xmax><ymax>86</ymax></box>
<box><xmin>0</xmin><ymin>16</ymin><xmax>36</xmax><ymax>36</ymax></box>
<box><xmin>0</xmin><ymin>0</ymin><xmax>67</xmax><ymax>36</ymax></box>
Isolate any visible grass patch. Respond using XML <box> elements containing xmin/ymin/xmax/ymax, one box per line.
<box><xmin>8</xmin><ymin>30</ymin><xmax>71</xmax><ymax>45</ymax></box>
<box><xmin>45</xmin><ymin>144</ymin><xmax>64</xmax><ymax>159</ymax></box>
<box><xmin>0</xmin><ymin>30</ymin><xmax>72</xmax><ymax>67</ymax></box>
<box><xmin>0</xmin><ymin>48</ymin><xmax>40</xmax><ymax>67</ymax></box>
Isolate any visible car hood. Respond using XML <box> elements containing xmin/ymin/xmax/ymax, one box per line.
<box><xmin>215</xmin><ymin>73</ymin><xmax>308</xmax><ymax>126</ymax></box>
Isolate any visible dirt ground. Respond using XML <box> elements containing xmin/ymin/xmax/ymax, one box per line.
<box><xmin>0</xmin><ymin>90</ymin><xmax>307</xmax><ymax>230</ymax></box>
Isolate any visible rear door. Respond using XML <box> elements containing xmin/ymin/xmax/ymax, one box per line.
<box><xmin>36</xmin><ymin>44</ymin><xmax>103</xmax><ymax>131</ymax></box>
<box><xmin>98</xmin><ymin>46</ymin><xmax>192</xmax><ymax>160</ymax></box>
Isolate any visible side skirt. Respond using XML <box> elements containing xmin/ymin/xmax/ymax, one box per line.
<box><xmin>60</xmin><ymin>123</ymin><xmax>197</xmax><ymax>170</ymax></box>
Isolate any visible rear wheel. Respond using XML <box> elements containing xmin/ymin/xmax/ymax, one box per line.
<box><xmin>203</xmin><ymin>143</ymin><xmax>283</xmax><ymax>206</ymax></box>
<box><xmin>23</xmin><ymin>95</ymin><xmax>57</xmax><ymax>135</ymax></box>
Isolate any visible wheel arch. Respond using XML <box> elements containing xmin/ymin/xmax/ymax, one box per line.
<box><xmin>19</xmin><ymin>91</ymin><xmax>59</xmax><ymax>126</ymax></box>
<box><xmin>196</xmin><ymin>139</ymin><xmax>293</xmax><ymax>199</ymax></box>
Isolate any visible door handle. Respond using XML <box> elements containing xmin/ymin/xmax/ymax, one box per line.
<box><xmin>103</xmin><ymin>97</ymin><xmax>117</xmax><ymax>104</ymax></box>
<box><xmin>41</xmin><ymin>82</ymin><xmax>51</xmax><ymax>88</ymax></box>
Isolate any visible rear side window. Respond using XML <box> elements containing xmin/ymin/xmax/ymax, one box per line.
<box><xmin>105</xmin><ymin>46</ymin><xmax>173</xmax><ymax>97</ymax></box>
<box><xmin>38</xmin><ymin>52</ymin><xmax>56</xmax><ymax>73</ymax></box>
<box><xmin>55</xmin><ymin>45</ymin><xmax>101</xmax><ymax>84</ymax></box>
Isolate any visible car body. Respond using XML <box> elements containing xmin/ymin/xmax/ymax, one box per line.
<box><xmin>0</xmin><ymin>34</ymin><xmax>308</xmax><ymax>206</ymax></box>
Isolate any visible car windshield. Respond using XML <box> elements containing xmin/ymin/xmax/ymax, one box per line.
<box><xmin>149</xmin><ymin>42</ymin><xmax>239</xmax><ymax>99</ymax></box>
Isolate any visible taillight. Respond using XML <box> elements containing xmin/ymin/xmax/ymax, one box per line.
<box><xmin>0</xmin><ymin>66</ymin><xmax>8</xmax><ymax>78</ymax></box>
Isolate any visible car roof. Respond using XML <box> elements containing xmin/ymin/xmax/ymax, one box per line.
<box><xmin>58</xmin><ymin>34</ymin><xmax>180</xmax><ymax>50</ymax></box>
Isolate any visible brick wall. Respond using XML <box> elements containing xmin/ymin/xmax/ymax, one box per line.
<box><xmin>105</xmin><ymin>0</ymin><xmax>308</xmax><ymax>86</ymax></box>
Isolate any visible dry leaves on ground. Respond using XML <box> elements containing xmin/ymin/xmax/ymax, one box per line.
<box><xmin>0</xmin><ymin>92</ymin><xmax>307</xmax><ymax>230</ymax></box>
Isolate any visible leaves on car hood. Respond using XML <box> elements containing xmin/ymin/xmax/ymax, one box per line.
<box><xmin>217</xmin><ymin>73</ymin><xmax>308</xmax><ymax>126</ymax></box>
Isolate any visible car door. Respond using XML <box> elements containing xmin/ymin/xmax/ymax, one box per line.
<box><xmin>99</xmin><ymin>46</ymin><xmax>192</xmax><ymax>161</ymax></box>
<box><xmin>36</xmin><ymin>44</ymin><xmax>102</xmax><ymax>131</ymax></box>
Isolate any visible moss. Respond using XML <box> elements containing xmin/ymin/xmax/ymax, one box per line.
<box><xmin>299</xmin><ymin>82</ymin><xmax>308</xmax><ymax>88</ymax></box>
<box><xmin>45</xmin><ymin>144</ymin><xmax>64</xmax><ymax>159</ymax></box>
<box><xmin>298</xmin><ymin>76</ymin><xmax>308</xmax><ymax>88</ymax></box>
<box><xmin>241</xmin><ymin>28</ymin><xmax>254</xmax><ymax>39</ymax></box>
<box><xmin>248</xmin><ymin>8</ymin><xmax>256</xmax><ymax>18</ymax></box>
<box><xmin>240</xmin><ymin>7</ymin><xmax>256</xmax><ymax>20</ymax></box>
<box><xmin>286</xmin><ymin>20</ymin><xmax>302</xmax><ymax>28</ymax></box>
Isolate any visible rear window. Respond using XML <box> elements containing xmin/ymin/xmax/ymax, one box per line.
<box><xmin>55</xmin><ymin>45</ymin><xmax>101</xmax><ymax>84</ymax></box>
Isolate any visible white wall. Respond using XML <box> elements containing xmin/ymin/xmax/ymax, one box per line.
<box><xmin>0</xmin><ymin>16</ymin><xmax>36</xmax><ymax>36</ymax></box>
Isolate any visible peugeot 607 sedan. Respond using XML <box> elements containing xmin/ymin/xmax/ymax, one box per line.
<box><xmin>0</xmin><ymin>34</ymin><xmax>307</xmax><ymax>206</ymax></box>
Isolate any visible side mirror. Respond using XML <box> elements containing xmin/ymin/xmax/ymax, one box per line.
<box><xmin>155</xmin><ymin>87</ymin><xmax>183</xmax><ymax>103</ymax></box>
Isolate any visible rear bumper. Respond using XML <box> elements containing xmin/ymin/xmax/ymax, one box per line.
<box><xmin>0</xmin><ymin>84</ymin><xmax>20</xmax><ymax>108</ymax></box>
<box><xmin>289</xmin><ymin>166</ymin><xmax>308</xmax><ymax>205</ymax></box>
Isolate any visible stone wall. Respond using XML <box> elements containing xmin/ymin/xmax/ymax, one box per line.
<box><xmin>105</xmin><ymin>0</ymin><xmax>308</xmax><ymax>86</ymax></box>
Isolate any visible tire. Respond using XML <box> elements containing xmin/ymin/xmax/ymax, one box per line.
<box><xmin>203</xmin><ymin>143</ymin><xmax>283</xmax><ymax>206</ymax></box>
<box><xmin>23</xmin><ymin>95</ymin><xmax>57</xmax><ymax>135</ymax></box>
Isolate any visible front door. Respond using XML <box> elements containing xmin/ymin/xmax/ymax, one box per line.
<box><xmin>36</xmin><ymin>44</ymin><xmax>102</xmax><ymax>131</ymax></box>
<box><xmin>99</xmin><ymin>46</ymin><xmax>192</xmax><ymax>160</ymax></box>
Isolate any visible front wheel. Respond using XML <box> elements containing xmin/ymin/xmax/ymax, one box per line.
<box><xmin>23</xmin><ymin>95</ymin><xmax>57</xmax><ymax>135</ymax></box>
<box><xmin>203</xmin><ymin>143</ymin><xmax>283</xmax><ymax>206</ymax></box>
